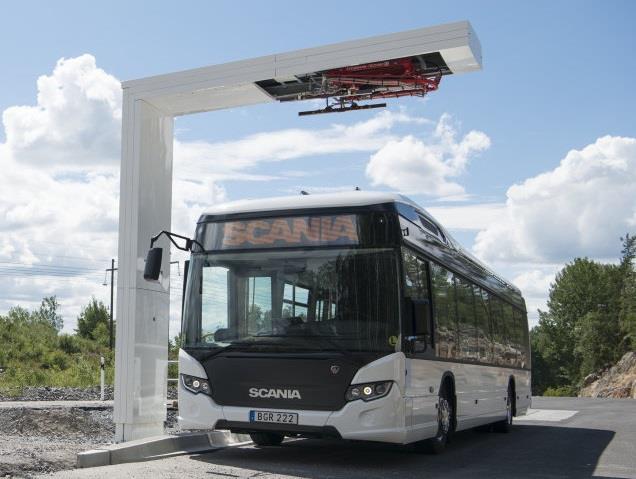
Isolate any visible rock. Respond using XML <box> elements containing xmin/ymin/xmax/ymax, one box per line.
<box><xmin>582</xmin><ymin>373</ymin><xmax>599</xmax><ymax>387</ymax></box>
<box><xmin>579</xmin><ymin>352</ymin><xmax>636</xmax><ymax>398</ymax></box>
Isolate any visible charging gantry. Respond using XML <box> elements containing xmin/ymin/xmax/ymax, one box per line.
<box><xmin>114</xmin><ymin>21</ymin><xmax>481</xmax><ymax>443</ymax></box>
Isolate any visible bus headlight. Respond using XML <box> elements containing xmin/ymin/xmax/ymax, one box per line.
<box><xmin>345</xmin><ymin>381</ymin><xmax>392</xmax><ymax>402</ymax></box>
<box><xmin>181</xmin><ymin>374</ymin><xmax>212</xmax><ymax>396</ymax></box>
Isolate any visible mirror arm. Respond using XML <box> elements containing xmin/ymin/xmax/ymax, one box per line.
<box><xmin>149</xmin><ymin>230</ymin><xmax>204</xmax><ymax>252</ymax></box>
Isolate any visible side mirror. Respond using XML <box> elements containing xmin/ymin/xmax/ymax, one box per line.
<box><xmin>144</xmin><ymin>247</ymin><xmax>163</xmax><ymax>281</ymax></box>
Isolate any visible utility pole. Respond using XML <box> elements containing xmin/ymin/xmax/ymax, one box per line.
<box><xmin>105</xmin><ymin>259</ymin><xmax>117</xmax><ymax>350</ymax></box>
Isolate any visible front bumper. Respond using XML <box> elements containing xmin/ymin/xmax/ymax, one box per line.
<box><xmin>178</xmin><ymin>382</ymin><xmax>409</xmax><ymax>444</ymax></box>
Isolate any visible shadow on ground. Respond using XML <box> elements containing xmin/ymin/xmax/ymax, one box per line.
<box><xmin>189</xmin><ymin>425</ymin><xmax>618</xmax><ymax>478</ymax></box>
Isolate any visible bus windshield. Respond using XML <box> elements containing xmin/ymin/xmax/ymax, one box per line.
<box><xmin>182</xmin><ymin>248</ymin><xmax>399</xmax><ymax>353</ymax></box>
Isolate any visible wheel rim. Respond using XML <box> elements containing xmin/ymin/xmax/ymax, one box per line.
<box><xmin>438</xmin><ymin>397</ymin><xmax>452</xmax><ymax>435</ymax></box>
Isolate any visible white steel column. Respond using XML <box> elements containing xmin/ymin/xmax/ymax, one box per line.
<box><xmin>114</xmin><ymin>94</ymin><xmax>174</xmax><ymax>442</ymax></box>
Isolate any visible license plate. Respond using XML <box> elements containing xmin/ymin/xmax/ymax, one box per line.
<box><xmin>249</xmin><ymin>410</ymin><xmax>299</xmax><ymax>425</ymax></box>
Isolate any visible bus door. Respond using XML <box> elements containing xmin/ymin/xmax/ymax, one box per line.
<box><xmin>401</xmin><ymin>250</ymin><xmax>437</xmax><ymax>430</ymax></box>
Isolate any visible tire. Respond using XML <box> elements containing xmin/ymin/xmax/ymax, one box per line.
<box><xmin>494</xmin><ymin>383</ymin><xmax>514</xmax><ymax>433</ymax></box>
<box><xmin>415</xmin><ymin>385</ymin><xmax>454</xmax><ymax>454</ymax></box>
<box><xmin>249</xmin><ymin>432</ymin><xmax>285</xmax><ymax>446</ymax></box>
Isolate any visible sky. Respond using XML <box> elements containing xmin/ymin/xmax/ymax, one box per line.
<box><xmin>0</xmin><ymin>0</ymin><xmax>634</xmax><ymax>336</ymax></box>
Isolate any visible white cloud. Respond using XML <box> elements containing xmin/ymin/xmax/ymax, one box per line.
<box><xmin>506</xmin><ymin>266</ymin><xmax>561</xmax><ymax>327</ymax></box>
<box><xmin>173</xmin><ymin>109</ymin><xmax>424</xmax><ymax>181</ymax></box>
<box><xmin>0</xmin><ymin>55</ymin><xmax>225</xmax><ymax>332</ymax></box>
<box><xmin>365</xmin><ymin>113</ymin><xmax>491</xmax><ymax>196</ymax></box>
<box><xmin>3</xmin><ymin>54</ymin><xmax>121</xmax><ymax>171</ymax></box>
<box><xmin>512</xmin><ymin>268</ymin><xmax>556</xmax><ymax>299</ymax></box>
<box><xmin>426</xmin><ymin>203</ymin><xmax>505</xmax><ymax>231</ymax></box>
<box><xmin>0</xmin><ymin>55</ymin><xmax>124</xmax><ymax>323</ymax></box>
<box><xmin>474</xmin><ymin>135</ymin><xmax>636</xmax><ymax>263</ymax></box>
<box><xmin>0</xmin><ymin>56</ymin><xmax>124</xmax><ymax>330</ymax></box>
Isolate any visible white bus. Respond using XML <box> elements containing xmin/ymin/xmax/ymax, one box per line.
<box><xmin>155</xmin><ymin>192</ymin><xmax>531</xmax><ymax>452</ymax></box>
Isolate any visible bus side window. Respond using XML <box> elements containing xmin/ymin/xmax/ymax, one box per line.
<box><xmin>489</xmin><ymin>296</ymin><xmax>505</xmax><ymax>366</ymax></box>
<box><xmin>431</xmin><ymin>263</ymin><xmax>458</xmax><ymax>359</ymax></box>
<box><xmin>512</xmin><ymin>308</ymin><xmax>524</xmax><ymax>368</ymax></box>
<box><xmin>402</xmin><ymin>249</ymin><xmax>433</xmax><ymax>341</ymax></box>
<box><xmin>455</xmin><ymin>275</ymin><xmax>477</xmax><ymax>361</ymax></box>
<box><xmin>522</xmin><ymin>310</ymin><xmax>531</xmax><ymax>369</ymax></box>
<box><xmin>502</xmin><ymin>302</ymin><xmax>515</xmax><ymax>367</ymax></box>
<box><xmin>474</xmin><ymin>286</ymin><xmax>492</xmax><ymax>364</ymax></box>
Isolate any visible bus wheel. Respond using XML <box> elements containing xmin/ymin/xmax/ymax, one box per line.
<box><xmin>249</xmin><ymin>432</ymin><xmax>285</xmax><ymax>446</ymax></box>
<box><xmin>420</xmin><ymin>387</ymin><xmax>453</xmax><ymax>454</ymax></box>
<box><xmin>494</xmin><ymin>383</ymin><xmax>514</xmax><ymax>433</ymax></box>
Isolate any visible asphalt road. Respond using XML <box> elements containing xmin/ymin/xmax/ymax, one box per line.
<box><xmin>45</xmin><ymin>397</ymin><xmax>636</xmax><ymax>479</ymax></box>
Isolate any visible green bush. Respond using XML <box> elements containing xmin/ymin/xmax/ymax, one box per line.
<box><xmin>0</xmin><ymin>297</ymin><xmax>116</xmax><ymax>394</ymax></box>
<box><xmin>543</xmin><ymin>385</ymin><xmax>579</xmax><ymax>397</ymax></box>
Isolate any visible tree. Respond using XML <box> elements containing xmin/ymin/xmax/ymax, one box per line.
<box><xmin>35</xmin><ymin>296</ymin><xmax>63</xmax><ymax>331</ymax></box>
<box><xmin>576</xmin><ymin>309</ymin><xmax>622</xmax><ymax>377</ymax></box>
<box><xmin>536</xmin><ymin>258</ymin><xmax>622</xmax><ymax>387</ymax></box>
<box><xmin>76</xmin><ymin>298</ymin><xmax>109</xmax><ymax>340</ymax></box>
<box><xmin>168</xmin><ymin>333</ymin><xmax>184</xmax><ymax>360</ymax></box>
<box><xmin>530</xmin><ymin>326</ymin><xmax>555</xmax><ymax>395</ymax></box>
<box><xmin>529</xmin><ymin>235</ymin><xmax>635</xmax><ymax>395</ymax></box>
<box><xmin>619</xmin><ymin>234</ymin><xmax>636</xmax><ymax>351</ymax></box>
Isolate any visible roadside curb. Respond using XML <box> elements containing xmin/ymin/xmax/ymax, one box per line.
<box><xmin>77</xmin><ymin>431</ymin><xmax>252</xmax><ymax>468</ymax></box>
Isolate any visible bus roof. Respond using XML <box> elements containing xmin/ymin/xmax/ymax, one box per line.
<box><xmin>201</xmin><ymin>191</ymin><xmax>417</xmax><ymax>216</ymax></box>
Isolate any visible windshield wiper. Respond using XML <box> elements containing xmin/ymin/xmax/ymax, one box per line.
<box><xmin>197</xmin><ymin>340</ymin><xmax>278</xmax><ymax>360</ymax></box>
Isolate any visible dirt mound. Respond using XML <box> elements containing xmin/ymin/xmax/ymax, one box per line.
<box><xmin>0</xmin><ymin>407</ymin><xmax>114</xmax><ymax>478</ymax></box>
<box><xmin>579</xmin><ymin>352</ymin><xmax>636</xmax><ymax>398</ymax></box>
<box><xmin>0</xmin><ymin>396</ymin><xmax>180</xmax><ymax>477</ymax></box>
<box><xmin>0</xmin><ymin>407</ymin><xmax>114</xmax><ymax>439</ymax></box>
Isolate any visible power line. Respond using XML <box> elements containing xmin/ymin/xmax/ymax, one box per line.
<box><xmin>0</xmin><ymin>277</ymin><xmax>102</xmax><ymax>283</ymax></box>
<box><xmin>5</xmin><ymin>252</ymin><xmax>112</xmax><ymax>264</ymax></box>
<box><xmin>0</xmin><ymin>261</ymin><xmax>102</xmax><ymax>273</ymax></box>
<box><xmin>0</xmin><ymin>269</ymin><xmax>103</xmax><ymax>279</ymax></box>
<box><xmin>1</xmin><ymin>244</ymin><xmax>114</xmax><ymax>262</ymax></box>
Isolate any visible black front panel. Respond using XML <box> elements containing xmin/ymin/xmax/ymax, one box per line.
<box><xmin>197</xmin><ymin>352</ymin><xmax>369</xmax><ymax>411</ymax></box>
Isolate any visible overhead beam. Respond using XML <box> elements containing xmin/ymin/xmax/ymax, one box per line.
<box><xmin>122</xmin><ymin>21</ymin><xmax>481</xmax><ymax>116</ymax></box>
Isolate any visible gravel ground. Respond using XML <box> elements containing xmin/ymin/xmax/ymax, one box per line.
<box><xmin>0</xmin><ymin>386</ymin><xmax>115</xmax><ymax>402</ymax></box>
<box><xmin>0</xmin><ymin>385</ymin><xmax>178</xmax><ymax>402</ymax></box>
<box><xmin>0</xmin><ymin>388</ymin><xmax>180</xmax><ymax>478</ymax></box>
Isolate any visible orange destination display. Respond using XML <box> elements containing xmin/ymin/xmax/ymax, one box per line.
<box><xmin>206</xmin><ymin>215</ymin><xmax>360</xmax><ymax>250</ymax></box>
